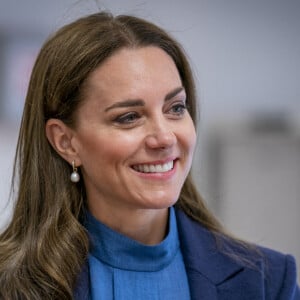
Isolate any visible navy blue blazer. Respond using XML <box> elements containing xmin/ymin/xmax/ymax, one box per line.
<box><xmin>74</xmin><ymin>208</ymin><xmax>300</xmax><ymax>299</ymax></box>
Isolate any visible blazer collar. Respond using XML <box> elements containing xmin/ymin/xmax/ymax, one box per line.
<box><xmin>176</xmin><ymin>209</ymin><xmax>244</xmax><ymax>299</ymax></box>
<box><xmin>73</xmin><ymin>262</ymin><xmax>90</xmax><ymax>300</ymax></box>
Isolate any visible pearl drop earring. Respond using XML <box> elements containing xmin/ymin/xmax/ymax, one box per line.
<box><xmin>70</xmin><ymin>160</ymin><xmax>80</xmax><ymax>183</ymax></box>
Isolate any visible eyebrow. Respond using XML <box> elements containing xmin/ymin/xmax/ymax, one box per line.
<box><xmin>104</xmin><ymin>86</ymin><xmax>185</xmax><ymax>112</ymax></box>
<box><xmin>104</xmin><ymin>99</ymin><xmax>144</xmax><ymax>112</ymax></box>
<box><xmin>165</xmin><ymin>86</ymin><xmax>185</xmax><ymax>101</ymax></box>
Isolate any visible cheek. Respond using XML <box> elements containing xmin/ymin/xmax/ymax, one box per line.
<box><xmin>75</xmin><ymin>130</ymin><xmax>143</xmax><ymax>166</ymax></box>
<box><xmin>181</xmin><ymin>120</ymin><xmax>197</xmax><ymax>155</ymax></box>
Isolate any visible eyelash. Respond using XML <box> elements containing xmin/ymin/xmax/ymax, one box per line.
<box><xmin>169</xmin><ymin>103</ymin><xmax>187</xmax><ymax>116</ymax></box>
<box><xmin>114</xmin><ymin>102</ymin><xmax>187</xmax><ymax>125</ymax></box>
<box><xmin>114</xmin><ymin>112</ymin><xmax>139</xmax><ymax>124</ymax></box>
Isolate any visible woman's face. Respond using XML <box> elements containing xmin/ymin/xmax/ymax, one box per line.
<box><xmin>72</xmin><ymin>46</ymin><xmax>196</xmax><ymax>215</ymax></box>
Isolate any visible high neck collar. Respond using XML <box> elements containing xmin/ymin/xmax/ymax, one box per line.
<box><xmin>84</xmin><ymin>207</ymin><xmax>179</xmax><ymax>272</ymax></box>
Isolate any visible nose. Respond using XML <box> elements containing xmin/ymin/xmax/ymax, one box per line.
<box><xmin>144</xmin><ymin>119</ymin><xmax>176</xmax><ymax>150</ymax></box>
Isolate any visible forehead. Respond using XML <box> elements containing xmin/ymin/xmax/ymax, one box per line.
<box><xmin>82</xmin><ymin>46</ymin><xmax>182</xmax><ymax>101</ymax></box>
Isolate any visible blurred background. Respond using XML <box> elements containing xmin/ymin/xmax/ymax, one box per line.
<box><xmin>0</xmin><ymin>0</ymin><xmax>299</xmax><ymax>279</ymax></box>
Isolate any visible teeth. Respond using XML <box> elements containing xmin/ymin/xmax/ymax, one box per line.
<box><xmin>133</xmin><ymin>161</ymin><xmax>174</xmax><ymax>173</ymax></box>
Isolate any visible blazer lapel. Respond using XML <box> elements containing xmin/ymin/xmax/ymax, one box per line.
<box><xmin>73</xmin><ymin>261</ymin><xmax>90</xmax><ymax>300</ymax></box>
<box><xmin>175</xmin><ymin>208</ymin><xmax>251</xmax><ymax>300</ymax></box>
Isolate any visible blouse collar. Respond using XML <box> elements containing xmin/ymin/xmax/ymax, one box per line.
<box><xmin>84</xmin><ymin>207</ymin><xmax>179</xmax><ymax>272</ymax></box>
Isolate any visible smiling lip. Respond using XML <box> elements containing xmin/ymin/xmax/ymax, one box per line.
<box><xmin>132</xmin><ymin>160</ymin><xmax>173</xmax><ymax>173</ymax></box>
<box><xmin>131</xmin><ymin>158</ymin><xmax>177</xmax><ymax>175</ymax></box>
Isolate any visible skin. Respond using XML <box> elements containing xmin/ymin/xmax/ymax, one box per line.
<box><xmin>46</xmin><ymin>46</ymin><xmax>196</xmax><ymax>245</ymax></box>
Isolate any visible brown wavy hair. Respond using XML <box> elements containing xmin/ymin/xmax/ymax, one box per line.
<box><xmin>0</xmin><ymin>12</ymin><xmax>223</xmax><ymax>299</ymax></box>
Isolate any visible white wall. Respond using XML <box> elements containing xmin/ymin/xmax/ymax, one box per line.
<box><xmin>0</xmin><ymin>123</ymin><xmax>18</xmax><ymax>229</ymax></box>
<box><xmin>212</xmin><ymin>126</ymin><xmax>300</xmax><ymax>280</ymax></box>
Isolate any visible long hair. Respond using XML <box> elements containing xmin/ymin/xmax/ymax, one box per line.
<box><xmin>0</xmin><ymin>12</ymin><xmax>223</xmax><ymax>299</ymax></box>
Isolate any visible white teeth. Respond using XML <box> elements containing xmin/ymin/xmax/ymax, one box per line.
<box><xmin>133</xmin><ymin>161</ymin><xmax>174</xmax><ymax>173</ymax></box>
<box><xmin>149</xmin><ymin>165</ymin><xmax>156</xmax><ymax>172</ymax></box>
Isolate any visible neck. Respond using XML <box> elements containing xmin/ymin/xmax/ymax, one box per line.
<box><xmin>88</xmin><ymin>204</ymin><xmax>169</xmax><ymax>245</ymax></box>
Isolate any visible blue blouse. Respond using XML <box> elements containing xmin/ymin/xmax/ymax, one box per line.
<box><xmin>85</xmin><ymin>207</ymin><xmax>191</xmax><ymax>299</ymax></box>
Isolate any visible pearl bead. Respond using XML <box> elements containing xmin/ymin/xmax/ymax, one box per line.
<box><xmin>70</xmin><ymin>171</ymin><xmax>80</xmax><ymax>183</ymax></box>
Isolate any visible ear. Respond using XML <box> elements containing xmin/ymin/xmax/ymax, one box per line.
<box><xmin>45</xmin><ymin>118</ymin><xmax>81</xmax><ymax>165</ymax></box>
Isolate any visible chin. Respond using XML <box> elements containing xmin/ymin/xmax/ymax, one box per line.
<box><xmin>141</xmin><ymin>195</ymin><xmax>179</xmax><ymax>210</ymax></box>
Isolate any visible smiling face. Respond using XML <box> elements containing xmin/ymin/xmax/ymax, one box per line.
<box><xmin>71</xmin><ymin>46</ymin><xmax>196</xmax><ymax>220</ymax></box>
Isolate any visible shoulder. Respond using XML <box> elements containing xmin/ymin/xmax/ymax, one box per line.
<box><xmin>175</xmin><ymin>207</ymin><xmax>300</xmax><ymax>299</ymax></box>
<box><xmin>258</xmin><ymin>245</ymin><xmax>300</xmax><ymax>299</ymax></box>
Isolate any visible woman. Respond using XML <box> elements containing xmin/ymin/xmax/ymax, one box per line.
<box><xmin>0</xmin><ymin>12</ymin><xmax>299</xmax><ymax>300</ymax></box>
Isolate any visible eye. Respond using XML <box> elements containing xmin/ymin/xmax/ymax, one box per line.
<box><xmin>169</xmin><ymin>103</ymin><xmax>187</xmax><ymax>116</ymax></box>
<box><xmin>114</xmin><ymin>112</ymin><xmax>140</xmax><ymax>124</ymax></box>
